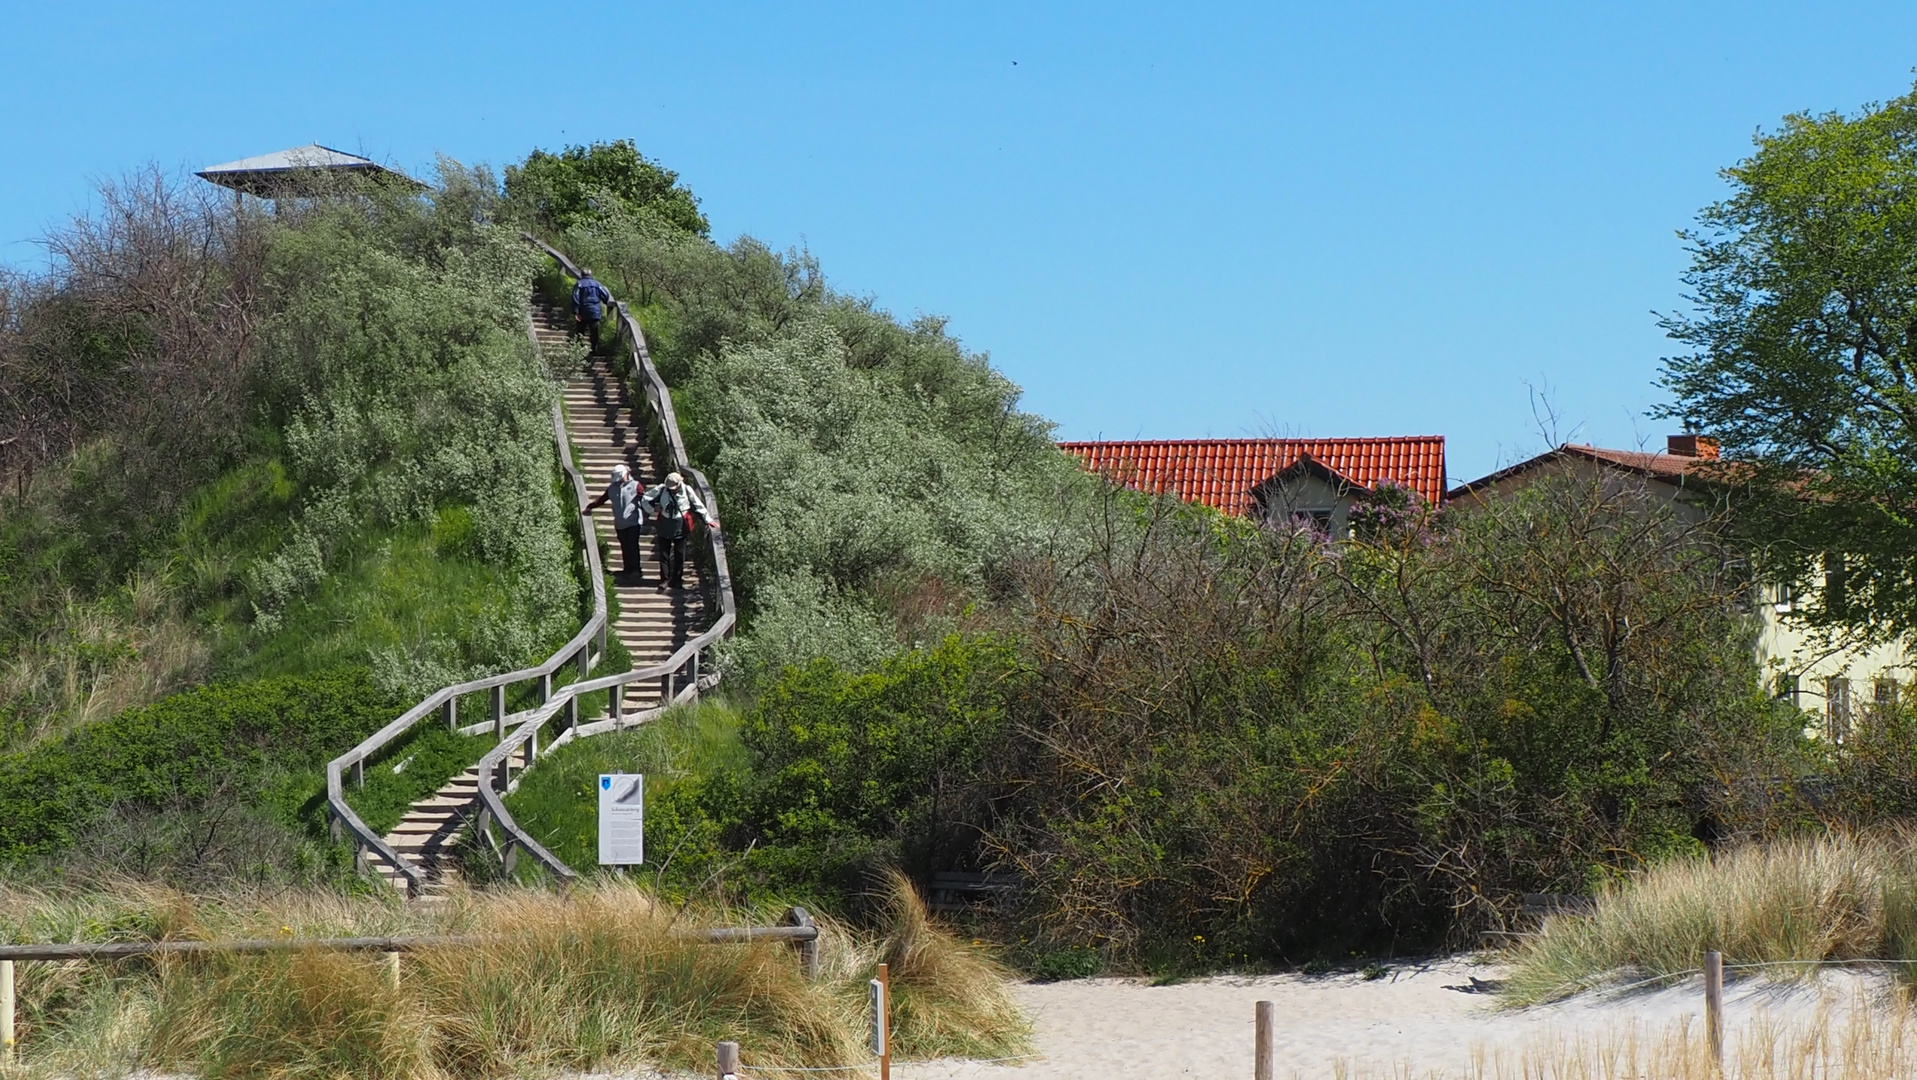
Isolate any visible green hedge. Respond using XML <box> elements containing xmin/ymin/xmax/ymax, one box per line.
<box><xmin>0</xmin><ymin>669</ymin><xmax>398</xmax><ymax>862</ymax></box>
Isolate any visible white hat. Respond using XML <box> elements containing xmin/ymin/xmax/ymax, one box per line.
<box><xmin>611</xmin><ymin>464</ymin><xmax>631</xmax><ymax>481</ymax></box>
<box><xmin>666</xmin><ymin>471</ymin><xmax>684</xmax><ymax>486</ymax></box>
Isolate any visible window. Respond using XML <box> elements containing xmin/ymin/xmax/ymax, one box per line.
<box><xmin>1773</xmin><ymin>672</ymin><xmax>1801</xmax><ymax>707</ymax></box>
<box><xmin>1827</xmin><ymin>676</ymin><xmax>1853</xmax><ymax>743</ymax></box>
<box><xmin>1874</xmin><ymin>679</ymin><xmax>1900</xmax><ymax>723</ymax></box>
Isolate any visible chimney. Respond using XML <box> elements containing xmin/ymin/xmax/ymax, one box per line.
<box><xmin>1666</xmin><ymin>434</ymin><xmax>1720</xmax><ymax>460</ymax></box>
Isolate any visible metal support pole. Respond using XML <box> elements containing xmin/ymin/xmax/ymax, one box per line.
<box><xmin>1704</xmin><ymin>950</ymin><xmax>1724</xmax><ymax>1072</ymax></box>
<box><xmin>491</xmin><ymin>685</ymin><xmax>505</xmax><ymax>739</ymax></box>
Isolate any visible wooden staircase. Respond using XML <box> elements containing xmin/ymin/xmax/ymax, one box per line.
<box><xmin>372</xmin><ymin>294</ymin><xmax>709</xmax><ymax>897</ymax></box>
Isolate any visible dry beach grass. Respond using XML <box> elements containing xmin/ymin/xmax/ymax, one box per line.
<box><xmin>0</xmin><ymin>873</ymin><xmax>1027</xmax><ymax>1079</ymax></box>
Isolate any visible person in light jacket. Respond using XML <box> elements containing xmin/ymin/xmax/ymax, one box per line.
<box><xmin>582</xmin><ymin>463</ymin><xmax>646</xmax><ymax>582</ymax></box>
<box><xmin>642</xmin><ymin>471</ymin><xmax>717</xmax><ymax>591</ymax></box>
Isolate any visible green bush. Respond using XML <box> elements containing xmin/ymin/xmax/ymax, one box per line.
<box><xmin>0</xmin><ymin>669</ymin><xmax>398</xmax><ymax>862</ymax></box>
<box><xmin>714</xmin><ymin>635</ymin><xmax>1025</xmax><ymax>891</ymax></box>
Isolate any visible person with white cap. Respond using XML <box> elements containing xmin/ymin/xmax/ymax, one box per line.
<box><xmin>582</xmin><ymin>462</ymin><xmax>647</xmax><ymax>582</ymax></box>
<box><xmin>641</xmin><ymin>470</ymin><xmax>717</xmax><ymax>591</ymax></box>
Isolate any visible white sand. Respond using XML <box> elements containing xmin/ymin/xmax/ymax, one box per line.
<box><xmin>895</xmin><ymin>959</ymin><xmax>1898</xmax><ymax>1080</ymax></box>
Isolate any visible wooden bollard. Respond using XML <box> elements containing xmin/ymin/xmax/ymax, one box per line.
<box><xmin>1254</xmin><ymin>999</ymin><xmax>1275</xmax><ymax>1080</ymax></box>
<box><xmin>385</xmin><ymin>950</ymin><xmax>401</xmax><ymax>988</ymax></box>
<box><xmin>1703</xmin><ymin>950</ymin><xmax>1724</xmax><ymax>1072</ymax></box>
<box><xmin>716</xmin><ymin>1039</ymin><xmax>739</xmax><ymax>1080</ymax></box>
<box><xmin>1</xmin><ymin>957</ymin><xmax>14</xmax><ymax>1065</ymax></box>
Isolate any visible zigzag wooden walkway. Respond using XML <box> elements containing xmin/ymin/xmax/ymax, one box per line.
<box><xmin>370</xmin><ymin>294</ymin><xmax>708</xmax><ymax>897</ymax></box>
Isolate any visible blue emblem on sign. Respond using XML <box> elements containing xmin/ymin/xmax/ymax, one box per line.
<box><xmin>601</xmin><ymin>777</ymin><xmax>612</xmax><ymax>790</ymax></box>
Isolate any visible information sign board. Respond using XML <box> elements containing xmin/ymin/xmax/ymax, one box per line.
<box><xmin>597</xmin><ymin>773</ymin><xmax>645</xmax><ymax>865</ymax></box>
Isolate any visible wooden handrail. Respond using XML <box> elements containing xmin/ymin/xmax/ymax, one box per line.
<box><xmin>473</xmin><ymin>236</ymin><xmax>739</xmax><ymax>884</ymax></box>
<box><xmin>324</xmin><ymin>310</ymin><xmax>611</xmax><ymax>896</ymax></box>
<box><xmin>0</xmin><ymin>923</ymin><xmax>816</xmax><ymax>962</ymax></box>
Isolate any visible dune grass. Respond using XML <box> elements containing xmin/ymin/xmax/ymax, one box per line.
<box><xmin>1332</xmin><ymin>996</ymin><xmax>1917</xmax><ymax>1080</ymax></box>
<box><xmin>0</xmin><ymin>873</ymin><xmax>1028</xmax><ymax>1078</ymax></box>
<box><xmin>1503</xmin><ymin>832</ymin><xmax>1917</xmax><ymax>1005</ymax></box>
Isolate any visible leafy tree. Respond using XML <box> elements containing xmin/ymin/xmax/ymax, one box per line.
<box><xmin>503</xmin><ymin>140</ymin><xmax>708</xmax><ymax>236</ymax></box>
<box><xmin>1659</xmin><ymin>82</ymin><xmax>1917</xmax><ymax>644</ymax></box>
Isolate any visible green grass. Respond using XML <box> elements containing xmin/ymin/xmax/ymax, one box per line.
<box><xmin>500</xmin><ymin>700</ymin><xmax>746</xmax><ymax>880</ymax></box>
<box><xmin>338</xmin><ymin>724</ymin><xmax>493</xmax><ymax>837</ymax></box>
<box><xmin>231</xmin><ymin>518</ymin><xmax>535</xmax><ymax>684</ymax></box>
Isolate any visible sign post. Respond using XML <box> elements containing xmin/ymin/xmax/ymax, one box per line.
<box><xmin>870</xmin><ymin>962</ymin><xmax>890</xmax><ymax>1080</ymax></box>
<box><xmin>597</xmin><ymin>773</ymin><xmax>645</xmax><ymax>866</ymax></box>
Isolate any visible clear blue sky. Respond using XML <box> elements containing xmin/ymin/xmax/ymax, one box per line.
<box><xmin>3</xmin><ymin>2</ymin><xmax>1914</xmax><ymax>482</ymax></box>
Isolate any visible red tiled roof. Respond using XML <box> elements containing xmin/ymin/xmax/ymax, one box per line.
<box><xmin>1058</xmin><ymin>438</ymin><xmax>1448</xmax><ymax>515</ymax></box>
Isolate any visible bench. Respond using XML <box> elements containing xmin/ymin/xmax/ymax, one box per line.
<box><xmin>928</xmin><ymin>871</ymin><xmax>1024</xmax><ymax>912</ymax></box>
<box><xmin>1520</xmin><ymin>893</ymin><xmax>1598</xmax><ymax>917</ymax></box>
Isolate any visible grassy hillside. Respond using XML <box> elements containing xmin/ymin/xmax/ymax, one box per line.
<box><xmin>0</xmin><ymin>165</ymin><xmax>592</xmax><ymax>876</ymax></box>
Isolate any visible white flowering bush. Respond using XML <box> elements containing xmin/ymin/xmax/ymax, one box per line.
<box><xmin>243</xmin><ymin>180</ymin><xmax>580</xmax><ymax>695</ymax></box>
<box><xmin>561</xmin><ymin>219</ymin><xmax>1074</xmax><ymax>687</ymax></box>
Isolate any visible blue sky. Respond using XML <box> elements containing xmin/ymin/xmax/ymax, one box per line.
<box><xmin>3</xmin><ymin>2</ymin><xmax>1914</xmax><ymax>482</ymax></box>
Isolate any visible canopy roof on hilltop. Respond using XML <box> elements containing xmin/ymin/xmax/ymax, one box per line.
<box><xmin>196</xmin><ymin>144</ymin><xmax>424</xmax><ymax>198</ymax></box>
<box><xmin>1059</xmin><ymin>437</ymin><xmax>1449</xmax><ymax>514</ymax></box>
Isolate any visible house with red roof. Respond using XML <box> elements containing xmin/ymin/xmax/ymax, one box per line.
<box><xmin>1449</xmin><ymin>435</ymin><xmax>1911</xmax><ymax>740</ymax></box>
<box><xmin>1057</xmin><ymin>436</ymin><xmax>1446</xmax><ymax>537</ymax></box>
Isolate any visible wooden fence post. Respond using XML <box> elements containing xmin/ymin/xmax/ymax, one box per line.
<box><xmin>716</xmin><ymin>1039</ymin><xmax>739</xmax><ymax>1080</ymax></box>
<box><xmin>1255</xmin><ymin>999</ymin><xmax>1274</xmax><ymax>1080</ymax></box>
<box><xmin>443</xmin><ymin>695</ymin><xmax>457</xmax><ymax>731</ymax></box>
<box><xmin>491</xmin><ymin>685</ymin><xmax>505</xmax><ymax>739</ymax></box>
<box><xmin>2</xmin><ymin>957</ymin><xmax>15</xmax><ymax>1065</ymax></box>
<box><xmin>1704</xmin><ymin>950</ymin><xmax>1724</xmax><ymax>1072</ymax></box>
<box><xmin>385</xmin><ymin>951</ymin><xmax>401</xmax><ymax>988</ymax></box>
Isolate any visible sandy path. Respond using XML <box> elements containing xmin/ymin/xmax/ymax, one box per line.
<box><xmin>895</xmin><ymin>959</ymin><xmax>1893</xmax><ymax>1080</ymax></box>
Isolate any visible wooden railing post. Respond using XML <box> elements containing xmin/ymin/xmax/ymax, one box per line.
<box><xmin>610</xmin><ymin>684</ymin><xmax>623</xmax><ymax>727</ymax></box>
<box><xmin>443</xmin><ymin>695</ymin><xmax>457</xmax><ymax>731</ymax></box>
<box><xmin>491</xmin><ymin>685</ymin><xmax>505</xmax><ymax>739</ymax></box>
<box><xmin>539</xmin><ymin>672</ymin><xmax>551</xmax><ymax>705</ymax></box>
<box><xmin>352</xmin><ymin>758</ymin><xmax>364</xmax><ymax>790</ymax></box>
<box><xmin>717</xmin><ymin>1040</ymin><xmax>739</xmax><ymax>1080</ymax></box>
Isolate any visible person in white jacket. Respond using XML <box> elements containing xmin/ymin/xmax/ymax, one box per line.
<box><xmin>641</xmin><ymin>471</ymin><xmax>717</xmax><ymax>591</ymax></box>
<box><xmin>582</xmin><ymin>463</ymin><xmax>646</xmax><ymax>582</ymax></box>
